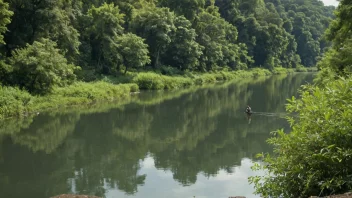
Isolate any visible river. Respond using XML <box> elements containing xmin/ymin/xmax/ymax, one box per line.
<box><xmin>0</xmin><ymin>73</ymin><xmax>314</xmax><ymax>198</ymax></box>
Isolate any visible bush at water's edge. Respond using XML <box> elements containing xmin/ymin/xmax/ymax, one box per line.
<box><xmin>132</xmin><ymin>67</ymin><xmax>293</xmax><ymax>90</ymax></box>
<box><xmin>0</xmin><ymin>67</ymin><xmax>304</xmax><ymax>119</ymax></box>
<box><xmin>0</xmin><ymin>82</ymin><xmax>137</xmax><ymax>119</ymax></box>
<box><xmin>249</xmin><ymin>77</ymin><xmax>352</xmax><ymax>197</ymax></box>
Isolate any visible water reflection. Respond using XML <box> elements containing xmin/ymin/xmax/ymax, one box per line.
<box><xmin>111</xmin><ymin>156</ymin><xmax>264</xmax><ymax>198</ymax></box>
<box><xmin>0</xmin><ymin>73</ymin><xmax>314</xmax><ymax>198</ymax></box>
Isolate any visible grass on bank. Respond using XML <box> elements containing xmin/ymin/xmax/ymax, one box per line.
<box><xmin>132</xmin><ymin>68</ymin><xmax>273</xmax><ymax>90</ymax></box>
<box><xmin>0</xmin><ymin>82</ymin><xmax>138</xmax><ymax>119</ymax></box>
<box><xmin>0</xmin><ymin>67</ymin><xmax>303</xmax><ymax>119</ymax></box>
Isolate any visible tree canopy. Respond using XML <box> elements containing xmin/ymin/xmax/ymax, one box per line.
<box><xmin>0</xmin><ymin>0</ymin><xmax>13</xmax><ymax>44</ymax></box>
<box><xmin>0</xmin><ymin>0</ymin><xmax>335</xmax><ymax>93</ymax></box>
<box><xmin>9</xmin><ymin>38</ymin><xmax>79</xmax><ymax>94</ymax></box>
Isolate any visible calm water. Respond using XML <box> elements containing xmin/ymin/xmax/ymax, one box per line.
<box><xmin>0</xmin><ymin>73</ymin><xmax>314</xmax><ymax>198</ymax></box>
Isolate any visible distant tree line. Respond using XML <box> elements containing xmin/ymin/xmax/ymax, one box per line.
<box><xmin>0</xmin><ymin>0</ymin><xmax>334</xmax><ymax>93</ymax></box>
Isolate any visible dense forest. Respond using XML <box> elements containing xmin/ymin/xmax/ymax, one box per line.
<box><xmin>0</xmin><ymin>0</ymin><xmax>334</xmax><ymax>95</ymax></box>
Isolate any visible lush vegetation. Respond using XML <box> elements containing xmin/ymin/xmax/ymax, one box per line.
<box><xmin>0</xmin><ymin>0</ymin><xmax>333</xmax><ymax>77</ymax></box>
<box><xmin>0</xmin><ymin>82</ymin><xmax>137</xmax><ymax>119</ymax></box>
<box><xmin>249</xmin><ymin>0</ymin><xmax>352</xmax><ymax>197</ymax></box>
<box><xmin>0</xmin><ymin>0</ymin><xmax>335</xmax><ymax>118</ymax></box>
<box><xmin>0</xmin><ymin>69</ymin><xmax>276</xmax><ymax>119</ymax></box>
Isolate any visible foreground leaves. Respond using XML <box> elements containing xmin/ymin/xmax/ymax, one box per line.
<box><xmin>249</xmin><ymin>77</ymin><xmax>352</xmax><ymax>198</ymax></box>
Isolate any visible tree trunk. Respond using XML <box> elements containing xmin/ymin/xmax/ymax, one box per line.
<box><xmin>124</xmin><ymin>65</ymin><xmax>128</xmax><ymax>74</ymax></box>
<box><xmin>123</xmin><ymin>59</ymin><xmax>128</xmax><ymax>74</ymax></box>
<box><xmin>154</xmin><ymin>48</ymin><xmax>160</xmax><ymax>68</ymax></box>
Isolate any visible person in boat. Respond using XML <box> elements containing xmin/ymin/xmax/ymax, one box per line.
<box><xmin>245</xmin><ymin>105</ymin><xmax>252</xmax><ymax>115</ymax></box>
<box><xmin>245</xmin><ymin>105</ymin><xmax>252</xmax><ymax>124</ymax></box>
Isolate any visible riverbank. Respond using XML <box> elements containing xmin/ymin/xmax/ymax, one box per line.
<box><xmin>50</xmin><ymin>192</ymin><xmax>352</xmax><ymax>198</ymax></box>
<box><xmin>0</xmin><ymin>72</ymin><xmax>316</xmax><ymax>198</ymax></box>
<box><xmin>0</xmin><ymin>68</ymin><xmax>303</xmax><ymax>120</ymax></box>
<box><xmin>0</xmin><ymin>74</ymin><xmax>275</xmax><ymax>139</ymax></box>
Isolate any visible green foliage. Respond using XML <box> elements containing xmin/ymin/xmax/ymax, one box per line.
<box><xmin>193</xmin><ymin>73</ymin><xmax>217</xmax><ymax>85</ymax></box>
<box><xmin>132</xmin><ymin>72</ymin><xmax>193</xmax><ymax>90</ymax></box>
<box><xmin>75</xmin><ymin>68</ymin><xmax>100</xmax><ymax>82</ymax></box>
<box><xmin>132</xmin><ymin>68</ymin><xmax>273</xmax><ymax>89</ymax></box>
<box><xmin>33</xmin><ymin>81</ymin><xmax>138</xmax><ymax>112</ymax></box>
<box><xmin>133</xmin><ymin>72</ymin><xmax>164</xmax><ymax>89</ymax></box>
<box><xmin>0</xmin><ymin>86</ymin><xmax>33</xmax><ymax>119</ymax></box>
<box><xmin>0</xmin><ymin>67</ymin><xmax>276</xmax><ymax>119</ymax></box>
<box><xmin>317</xmin><ymin>0</ymin><xmax>352</xmax><ymax>79</ymax></box>
<box><xmin>250</xmin><ymin>68</ymin><xmax>272</xmax><ymax>76</ymax></box>
<box><xmin>249</xmin><ymin>2</ymin><xmax>352</xmax><ymax>197</ymax></box>
<box><xmin>194</xmin><ymin>9</ymin><xmax>251</xmax><ymax>71</ymax></box>
<box><xmin>159</xmin><ymin>65</ymin><xmax>183</xmax><ymax>75</ymax></box>
<box><xmin>249</xmin><ymin>77</ymin><xmax>352</xmax><ymax>197</ymax></box>
<box><xmin>88</xmin><ymin>2</ymin><xmax>125</xmax><ymax>38</ymax></box>
<box><xmin>41</xmin><ymin>1</ymin><xmax>81</xmax><ymax>60</ymax></box>
<box><xmin>0</xmin><ymin>0</ymin><xmax>335</xmax><ymax>78</ymax></box>
<box><xmin>158</xmin><ymin>0</ymin><xmax>205</xmax><ymax>20</ymax></box>
<box><xmin>0</xmin><ymin>0</ymin><xmax>338</xmax><ymax>118</ymax></box>
<box><xmin>115</xmin><ymin>33</ymin><xmax>151</xmax><ymax>73</ymax></box>
<box><xmin>296</xmin><ymin>30</ymin><xmax>320</xmax><ymax>66</ymax></box>
<box><xmin>306</xmin><ymin>67</ymin><xmax>318</xmax><ymax>72</ymax></box>
<box><xmin>0</xmin><ymin>81</ymin><xmax>139</xmax><ymax>119</ymax></box>
<box><xmin>0</xmin><ymin>60</ymin><xmax>12</xmax><ymax>84</ymax></box>
<box><xmin>216</xmin><ymin>0</ymin><xmax>333</xmax><ymax>68</ymax></box>
<box><xmin>99</xmin><ymin>72</ymin><xmax>136</xmax><ymax>84</ymax></box>
<box><xmin>325</xmin><ymin>0</ymin><xmax>352</xmax><ymax>49</ymax></box>
<box><xmin>161</xmin><ymin>15</ymin><xmax>203</xmax><ymax>71</ymax></box>
<box><xmin>87</xmin><ymin>2</ymin><xmax>125</xmax><ymax>74</ymax></box>
<box><xmin>322</xmin><ymin>39</ymin><xmax>352</xmax><ymax>73</ymax></box>
<box><xmin>52</xmin><ymin>81</ymin><xmax>138</xmax><ymax>100</ymax></box>
<box><xmin>295</xmin><ymin>65</ymin><xmax>308</xmax><ymax>72</ymax></box>
<box><xmin>0</xmin><ymin>0</ymin><xmax>13</xmax><ymax>44</ymax></box>
<box><xmin>10</xmin><ymin>38</ymin><xmax>79</xmax><ymax>94</ymax></box>
<box><xmin>272</xmin><ymin>67</ymin><xmax>294</xmax><ymax>74</ymax></box>
<box><xmin>2</xmin><ymin>0</ymin><xmax>80</xmax><ymax>59</ymax></box>
<box><xmin>131</xmin><ymin>6</ymin><xmax>177</xmax><ymax>68</ymax></box>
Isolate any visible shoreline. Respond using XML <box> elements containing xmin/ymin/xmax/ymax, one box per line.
<box><xmin>0</xmin><ymin>68</ymin><xmax>313</xmax><ymax>120</ymax></box>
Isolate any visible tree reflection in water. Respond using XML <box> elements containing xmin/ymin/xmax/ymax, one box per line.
<box><xmin>0</xmin><ymin>73</ymin><xmax>313</xmax><ymax>198</ymax></box>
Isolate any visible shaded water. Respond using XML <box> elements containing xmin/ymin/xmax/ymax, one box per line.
<box><xmin>0</xmin><ymin>73</ymin><xmax>314</xmax><ymax>198</ymax></box>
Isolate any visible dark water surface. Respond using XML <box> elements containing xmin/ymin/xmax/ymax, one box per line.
<box><xmin>0</xmin><ymin>73</ymin><xmax>314</xmax><ymax>198</ymax></box>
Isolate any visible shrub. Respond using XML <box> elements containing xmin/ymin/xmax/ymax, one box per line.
<box><xmin>10</xmin><ymin>38</ymin><xmax>79</xmax><ymax>94</ymax></box>
<box><xmin>162</xmin><ymin>75</ymin><xmax>193</xmax><ymax>89</ymax></box>
<box><xmin>76</xmin><ymin>69</ymin><xmax>99</xmax><ymax>82</ymax></box>
<box><xmin>133</xmin><ymin>72</ymin><xmax>165</xmax><ymax>90</ymax></box>
<box><xmin>287</xmin><ymin>68</ymin><xmax>295</xmax><ymax>73</ymax></box>
<box><xmin>272</xmin><ymin>67</ymin><xmax>290</xmax><ymax>74</ymax></box>
<box><xmin>0</xmin><ymin>86</ymin><xmax>33</xmax><ymax>119</ymax></box>
<box><xmin>193</xmin><ymin>74</ymin><xmax>217</xmax><ymax>85</ymax></box>
<box><xmin>133</xmin><ymin>69</ymin><xmax>275</xmax><ymax>89</ymax></box>
<box><xmin>296</xmin><ymin>66</ymin><xmax>308</xmax><ymax>72</ymax></box>
<box><xmin>133</xmin><ymin>72</ymin><xmax>193</xmax><ymax>90</ymax></box>
<box><xmin>306</xmin><ymin>67</ymin><xmax>318</xmax><ymax>72</ymax></box>
<box><xmin>160</xmin><ymin>65</ymin><xmax>183</xmax><ymax>76</ymax></box>
<box><xmin>0</xmin><ymin>81</ymin><xmax>138</xmax><ymax>119</ymax></box>
<box><xmin>129</xmin><ymin>83</ymin><xmax>139</xmax><ymax>92</ymax></box>
<box><xmin>53</xmin><ymin>81</ymin><xmax>137</xmax><ymax>100</ymax></box>
<box><xmin>0</xmin><ymin>61</ymin><xmax>12</xmax><ymax>84</ymax></box>
<box><xmin>250</xmin><ymin>68</ymin><xmax>272</xmax><ymax>77</ymax></box>
<box><xmin>249</xmin><ymin>77</ymin><xmax>352</xmax><ymax>198</ymax></box>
